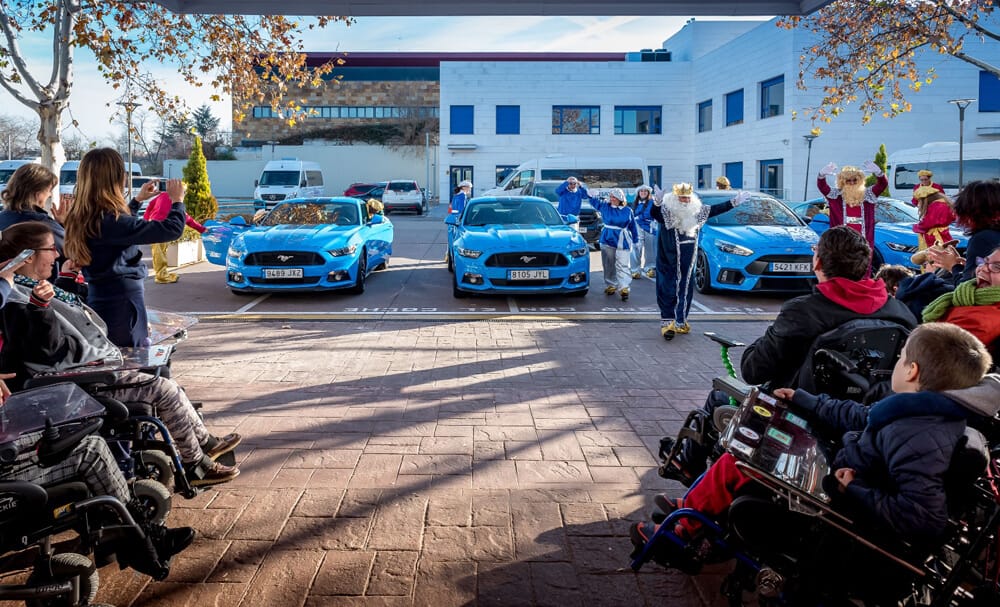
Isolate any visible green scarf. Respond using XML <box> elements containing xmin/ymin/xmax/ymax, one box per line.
<box><xmin>13</xmin><ymin>274</ymin><xmax>80</xmax><ymax>305</ymax></box>
<box><xmin>922</xmin><ymin>279</ymin><xmax>1000</xmax><ymax>323</ymax></box>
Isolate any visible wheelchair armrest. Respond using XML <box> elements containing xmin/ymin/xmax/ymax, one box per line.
<box><xmin>704</xmin><ymin>332</ymin><xmax>745</xmax><ymax>349</ymax></box>
<box><xmin>814</xmin><ymin>348</ymin><xmax>858</xmax><ymax>372</ymax></box>
<box><xmin>712</xmin><ymin>375</ymin><xmax>751</xmax><ymax>401</ymax></box>
<box><xmin>24</xmin><ymin>371</ymin><xmax>118</xmax><ymax>390</ymax></box>
<box><xmin>94</xmin><ymin>395</ymin><xmax>130</xmax><ymax>421</ymax></box>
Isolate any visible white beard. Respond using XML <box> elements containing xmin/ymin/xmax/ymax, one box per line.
<box><xmin>664</xmin><ymin>194</ymin><xmax>704</xmax><ymax>237</ymax></box>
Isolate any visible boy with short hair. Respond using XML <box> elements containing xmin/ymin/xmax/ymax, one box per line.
<box><xmin>634</xmin><ymin>323</ymin><xmax>995</xmax><ymax>561</ymax></box>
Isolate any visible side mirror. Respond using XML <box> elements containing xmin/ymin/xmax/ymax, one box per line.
<box><xmin>564</xmin><ymin>214</ymin><xmax>579</xmax><ymax>225</ymax></box>
<box><xmin>369</xmin><ymin>214</ymin><xmax>384</xmax><ymax>225</ymax></box>
<box><xmin>254</xmin><ymin>179</ymin><xmax>259</xmax><ymax>187</ymax></box>
<box><xmin>230</xmin><ymin>216</ymin><xmax>248</xmax><ymax>226</ymax></box>
<box><xmin>444</xmin><ymin>214</ymin><xmax>459</xmax><ymax>226</ymax></box>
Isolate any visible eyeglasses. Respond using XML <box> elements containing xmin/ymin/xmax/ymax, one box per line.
<box><xmin>976</xmin><ymin>257</ymin><xmax>1000</xmax><ymax>273</ymax></box>
<box><xmin>844</xmin><ymin>178</ymin><xmax>862</xmax><ymax>185</ymax></box>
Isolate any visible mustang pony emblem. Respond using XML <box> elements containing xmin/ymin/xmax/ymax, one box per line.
<box><xmin>277</xmin><ymin>255</ymin><xmax>295</xmax><ymax>262</ymax></box>
<box><xmin>519</xmin><ymin>256</ymin><xmax>536</xmax><ymax>263</ymax></box>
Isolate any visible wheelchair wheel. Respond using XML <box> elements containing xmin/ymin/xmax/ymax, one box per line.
<box><xmin>712</xmin><ymin>405</ymin><xmax>739</xmax><ymax>434</ymax></box>
<box><xmin>132</xmin><ymin>479</ymin><xmax>172</xmax><ymax>525</ymax></box>
<box><xmin>25</xmin><ymin>552</ymin><xmax>98</xmax><ymax>607</ymax></box>
<box><xmin>134</xmin><ymin>450</ymin><xmax>175</xmax><ymax>491</ymax></box>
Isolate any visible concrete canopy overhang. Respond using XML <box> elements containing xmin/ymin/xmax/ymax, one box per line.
<box><xmin>143</xmin><ymin>0</ymin><xmax>834</xmax><ymax>16</ymax></box>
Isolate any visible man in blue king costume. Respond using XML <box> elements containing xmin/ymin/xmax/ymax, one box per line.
<box><xmin>651</xmin><ymin>183</ymin><xmax>747</xmax><ymax>340</ymax></box>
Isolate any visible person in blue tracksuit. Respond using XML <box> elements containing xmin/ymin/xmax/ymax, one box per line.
<box><xmin>592</xmin><ymin>189</ymin><xmax>638</xmax><ymax>302</ymax></box>
<box><xmin>451</xmin><ymin>180</ymin><xmax>472</xmax><ymax>215</ymax></box>
<box><xmin>555</xmin><ymin>177</ymin><xmax>590</xmax><ymax>218</ymax></box>
<box><xmin>651</xmin><ymin>183</ymin><xmax>748</xmax><ymax>340</ymax></box>
<box><xmin>629</xmin><ymin>185</ymin><xmax>657</xmax><ymax>279</ymax></box>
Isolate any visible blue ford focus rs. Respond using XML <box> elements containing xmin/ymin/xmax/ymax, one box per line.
<box><xmin>445</xmin><ymin>196</ymin><xmax>590</xmax><ymax>297</ymax></box>
<box><xmin>694</xmin><ymin>190</ymin><xmax>820</xmax><ymax>294</ymax></box>
<box><xmin>202</xmin><ymin>197</ymin><xmax>393</xmax><ymax>294</ymax></box>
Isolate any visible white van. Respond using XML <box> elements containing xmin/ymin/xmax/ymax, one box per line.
<box><xmin>483</xmin><ymin>155</ymin><xmax>647</xmax><ymax>198</ymax></box>
<box><xmin>887</xmin><ymin>141</ymin><xmax>1000</xmax><ymax>198</ymax></box>
<box><xmin>58</xmin><ymin>160</ymin><xmax>141</xmax><ymax>202</ymax></box>
<box><xmin>0</xmin><ymin>158</ymin><xmax>42</xmax><ymax>195</ymax></box>
<box><xmin>253</xmin><ymin>159</ymin><xmax>325</xmax><ymax>203</ymax></box>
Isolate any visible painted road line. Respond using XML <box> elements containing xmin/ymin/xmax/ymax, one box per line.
<box><xmin>690</xmin><ymin>299</ymin><xmax>714</xmax><ymax>314</ymax></box>
<box><xmin>235</xmin><ymin>293</ymin><xmax>271</xmax><ymax>314</ymax></box>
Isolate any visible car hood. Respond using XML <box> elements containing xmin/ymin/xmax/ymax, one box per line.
<box><xmin>705</xmin><ymin>224</ymin><xmax>818</xmax><ymax>249</ymax></box>
<box><xmin>239</xmin><ymin>224</ymin><xmax>357</xmax><ymax>249</ymax></box>
<box><xmin>876</xmin><ymin>222</ymin><xmax>969</xmax><ymax>247</ymax></box>
<box><xmin>458</xmin><ymin>225</ymin><xmax>584</xmax><ymax>249</ymax></box>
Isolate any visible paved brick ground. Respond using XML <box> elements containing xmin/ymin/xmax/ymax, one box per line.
<box><xmin>16</xmin><ymin>318</ymin><xmax>773</xmax><ymax>606</ymax></box>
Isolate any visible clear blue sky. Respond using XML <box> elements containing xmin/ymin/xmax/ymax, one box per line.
<box><xmin>2</xmin><ymin>15</ymin><xmax>768</xmax><ymax>144</ymax></box>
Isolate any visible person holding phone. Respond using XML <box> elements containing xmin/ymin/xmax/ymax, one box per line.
<box><xmin>63</xmin><ymin>148</ymin><xmax>186</xmax><ymax>347</ymax></box>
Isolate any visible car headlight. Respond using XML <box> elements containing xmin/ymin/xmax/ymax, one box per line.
<box><xmin>885</xmin><ymin>242</ymin><xmax>917</xmax><ymax>253</ymax></box>
<box><xmin>458</xmin><ymin>248</ymin><xmax>483</xmax><ymax>259</ymax></box>
<box><xmin>328</xmin><ymin>245</ymin><xmax>358</xmax><ymax>256</ymax></box>
<box><xmin>715</xmin><ymin>239</ymin><xmax>754</xmax><ymax>256</ymax></box>
<box><xmin>569</xmin><ymin>247</ymin><xmax>588</xmax><ymax>258</ymax></box>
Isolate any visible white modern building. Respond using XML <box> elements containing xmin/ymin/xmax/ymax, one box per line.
<box><xmin>438</xmin><ymin>17</ymin><xmax>1000</xmax><ymax>201</ymax></box>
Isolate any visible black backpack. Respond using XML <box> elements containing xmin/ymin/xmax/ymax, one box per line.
<box><xmin>795</xmin><ymin>318</ymin><xmax>911</xmax><ymax>403</ymax></box>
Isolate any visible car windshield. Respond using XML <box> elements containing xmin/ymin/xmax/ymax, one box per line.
<box><xmin>703</xmin><ymin>195</ymin><xmax>803</xmax><ymax>227</ymax></box>
<box><xmin>259</xmin><ymin>171</ymin><xmax>300</xmax><ymax>187</ymax></box>
<box><xmin>876</xmin><ymin>198</ymin><xmax>919</xmax><ymax>223</ymax></box>
<box><xmin>388</xmin><ymin>181</ymin><xmax>417</xmax><ymax>192</ymax></box>
<box><xmin>527</xmin><ymin>183</ymin><xmax>561</xmax><ymax>203</ymax></box>
<box><xmin>0</xmin><ymin>169</ymin><xmax>16</xmax><ymax>184</ymax></box>
<box><xmin>263</xmin><ymin>202</ymin><xmax>360</xmax><ymax>226</ymax></box>
<box><xmin>464</xmin><ymin>200</ymin><xmax>564</xmax><ymax>226</ymax></box>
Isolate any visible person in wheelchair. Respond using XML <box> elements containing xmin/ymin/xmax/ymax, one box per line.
<box><xmin>1</xmin><ymin>431</ymin><xmax>194</xmax><ymax>580</ymax></box>
<box><xmin>660</xmin><ymin>226</ymin><xmax>917</xmax><ymax>484</ymax></box>
<box><xmin>0</xmin><ymin>222</ymin><xmax>241</xmax><ymax>487</ymax></box>
<box><xmin>633</xmin><ymin>324</ymin><xmax>994</xmax><ymax>587</ymax></box>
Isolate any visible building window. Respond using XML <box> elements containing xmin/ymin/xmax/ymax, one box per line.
<box><xmin>697</xmin><ymin>100</ymin><xmax>712</xmax><ymax>133</ymax></box>
<box><xmin>760</xmin><ymin>76</ymin><xmax>784</xmax><ymax>119</ymax></box>
<box><xmin>496</xmin><ymin>165</ymin><xmax>518</xmax><ymax>186</ymax></box>
<box><xmin>724</xmin><ymin>162</ymin><xmax>744</xmax><ymax>189</ymax></box>
<box><xmin>253</xmin><ymin>107</ymin><xmax>277</xmax><ymax>118</ymax></box>
<box><xmin>980</xmin><ymin>71</ymin><xmax>1000</xmax><ymax>112</ymax></box>
<box><xmin>496</xmin><ymin>106</ymin><xmax>520</xmax><ymax>134</ymax></box>
<box><xmin>725</xmin><ymin>90</ymin><xmax>744</xmax><ymax>126</ymax></box>
<box><xmin>696</xmin><ymin>164</ymin><xmax>712</xmax><ymax>189</ymax></box>
<box><xmin>614</xmin><ymin>106</ymin><xmax>662</xmax><ymax>134</ymax></box>
<box><xmin>552</xmin><ymin>106</ymin><xmax>600</xmax><ymax>134</ymax></box>
<box><xmin>450</xmin><ymin>105</ymin><xmax>474</xmax><ymax>135</ymax></box>
<box><xmin>647</xmin><ymin>166</ymin><xmax>662</xmax><ymax>189</ymax></box>
<box><xmin>759</xmin><ymin>159</ymin><xmax>784</xmax><ymax>198</ymax></box>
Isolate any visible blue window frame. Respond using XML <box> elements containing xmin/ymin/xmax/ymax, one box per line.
<box><xmin>724</xmin><ymin>162</ymin><xmax>744</xmax><ymax>189</ymax></box>
<box><xmin>980</xmin><ymin>71</ymin><xmax>1000</xmax><ymax>112</ymax></box>
<box><xmin>759</xmin><ymin>159</ymin><xmax>784</xmax><ymax>197</ymax></box>
<box><xmin>725</xmin><ymin>90</ymin><xmax>744</xmax><ymax>126</ymax></box>
<box><xmin>496</xmin><ymin>106</ymin><xmax>520</xmax><ymax>134</ymax></box>
<box><xmin>760</xmin><ymin>76</ymin><xmax>785</xmax><ymax>119</ymax></box>
<box><xmin>450</xmin><ymin>105</ymin><xmax>474</xmax><ymax>135</ymax></box>
<box><xmin>647</xmin><ymin>166</ymin><xmax>662</xmax><ymax>189</ymax></box>
<box><xmin>614</xmin><ymin>106</ymin><xmax>662</xmax><ymax>134</ymax></box>
<box><xmin>552</xmin><ymin>106</ymin><xmax>600</xmax><ymax>134</ymax></box>
<box><xmin>697</xmin><ymin>100</ymin><xmax>712</xmax><ymax>133</ymax></box>
<box><xmin>696</xmin><ymin>164</ymin><xmax>712</xmax><ymax>189</ymax></box>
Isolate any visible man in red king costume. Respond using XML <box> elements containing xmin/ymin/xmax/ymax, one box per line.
<box><xmin>816</xmin><ymin>160</ymin><xmax>888</xmax><ymax>257</ymax></box>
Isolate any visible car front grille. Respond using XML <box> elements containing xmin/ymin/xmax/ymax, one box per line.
<box><xmin>491</xmin><ymin>278</ymin><xmax>564</xmax><ymax>287</ymax></box>
<box><xmin>248</xmin><ymin>276</ymin><xmax>322</xmax><ymax>285</ymax></box>
<box><xmin>261</xmin><ymin>194</ymin><xmax>286</xmax><ymax>201</ymax></box>
<box><xmin>245</xmin><ymin>251</ymin><xmax>325</xmax><ymax>266</ymax></box>
<box><xmin>486</xmin><ymin>252</ymin><xmax>568</xmax><ymax>267</ymax></box>
<box><xmin>752</xmin><ymin>277</ymin><xmax>816</xmax><ymax>291</ymax></box>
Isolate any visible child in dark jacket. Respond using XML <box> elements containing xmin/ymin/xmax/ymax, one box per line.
<box><xmin>633</xmin><ymin>323</ymin><xmax>993</xmax><ymax>558</ymax></box>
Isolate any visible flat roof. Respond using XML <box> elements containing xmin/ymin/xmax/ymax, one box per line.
<box><xmin>306</xmin><ymin>52</ymin><xmax>627</xmax><ymax>68</ymax></box>
<box><xmin>146</xmin><ymin>0</ymin><xmax>834</xmax><ymax>16</ymax></box>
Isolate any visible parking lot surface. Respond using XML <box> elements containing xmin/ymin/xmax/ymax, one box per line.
<box><xmin>83</xmin><ymin>316</ymin><xmax>772</xmax><ymax>606</ymax></box>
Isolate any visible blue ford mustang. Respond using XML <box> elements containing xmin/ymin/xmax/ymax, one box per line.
<box><xmin>445</xmin><ymin>196</ymin><xmax>590</xmax><ymax>297</ymax></box>
<box><xmin>789</xmin><ymin>197</ymin><xmax>968</xmax><ymax>270</ymax></box>
<box><xmin>695</xmin><ymin>190</ymin><xmax>820</xmax><ymax>294</ymax></box>
<box><xmin>203</xmin><ymin>197</ymin><xmax>393</xmax><ymax>294</ymax></box>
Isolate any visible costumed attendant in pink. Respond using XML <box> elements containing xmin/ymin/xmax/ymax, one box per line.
<box><xmin>143</xmin><ymin>190</ymin><xmax>206</xmax><ymax>284</ymax></box>
<box><xmin>816</xmin><ymin>160</ymin><xmax>888</xmax><ymax>257</ymax></box>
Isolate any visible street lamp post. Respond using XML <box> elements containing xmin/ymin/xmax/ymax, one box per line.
<box><xmin>266</xmin><ymin>140</ymin><xmax>279</xmax><ymax>160</ymax></box>
<box><xmin>947</xmin><ymin>98</ymin><xmax>976</xmax><ymax>188</ymax></box>
<box><xmin>116</xmin><ymin>101</ymin><xmax>141</xmax><ymax>185</ymax></box>
<box><xmin>802</xmin><ymin>134</ymin><xmax>818</xmax><ymax>199</ymax></box>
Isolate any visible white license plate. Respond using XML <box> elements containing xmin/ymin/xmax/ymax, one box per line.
<box><xmin>263</xmin><ymin>268</ymin><xmax>304</xmax><ymax>279</ymax></box>
<box><xmin>770</xmin><ymin>262</ymin><xmax>812</xmax><ymax>273</ymax></box>
<box><xmin>576</xmin><ymin>226</ymin><xmax>587</xmax><ymax>233</ymax></box>
<box><xmin>508</xmin><ymin>270</ymin><xmax>549</xmax><ymax>280</ymax></box>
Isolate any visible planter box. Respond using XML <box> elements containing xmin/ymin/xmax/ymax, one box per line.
<box><xmin>166</xmin><ymin>239</ymin><xmax>205</xmax><ymax>267</ymax></box>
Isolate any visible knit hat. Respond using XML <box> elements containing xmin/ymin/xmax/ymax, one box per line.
<box><xmin>458</xmin><ymin>180</ymin><xmax>473</xmax><ymax>188</ymax></box>
<box><xmin>609</xmin><ymin>188</ymin><xmax>626</xmax><ymax>203</ymax></box>
<box><xmin>637</xmin><ymin>184</ymin><xmax>652</xmax><ymax>193</ymax></box>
